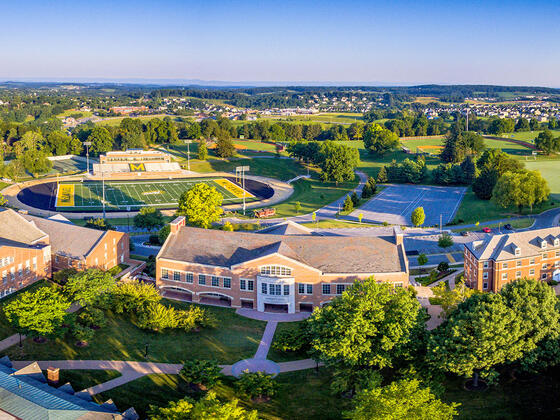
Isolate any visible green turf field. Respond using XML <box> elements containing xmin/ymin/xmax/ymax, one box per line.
<box><xmin>55</xmin><ymin>177</ymin><xmax>256</xmax><ymax>211</ymax></box>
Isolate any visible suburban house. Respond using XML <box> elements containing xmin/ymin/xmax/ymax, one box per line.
<box><xmin>0</xmin><ymin>356</ymin><xmax>137</xmax><ymax>419</ymax></box>
<box><xmin>0</xmin><ymin>208</ymin><xmax>129</xmax><ymax>298</ymax></box>
<box><xmin>156</xmin><ymin>217</ymin><xmax>409</xmax><ymax>313</ymax></box>
<box><xmin>464</xmin><ymin>227</ymin><xmax>560</xmax><ymax>292</ymax></box>
<box><xmin>0</xmin><ymin>209</ymin><xmax>52</xmax><ymax>298</ymax></box>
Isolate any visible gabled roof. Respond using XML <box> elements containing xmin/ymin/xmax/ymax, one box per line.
<box><xmin>159</xmin><ymin>226</ymin><xmax>407</xmax><ymax>274</ymax></box>
<box><xmin>0</xmin><ymin>209</ymin><xmax>48</xmax><ymax>247</ymax></box>
<box><xmin>22</xmin><ymin>215</ymin><xmax>107</xmax><ymax>260</ymax></box>
<box><xmin>0</xmin><ymin>359</ymin><xmax>136</xmax><ymax>419</ymax></box>
<box><xmin>465</xmin><ymin>227</ymin><xmax>560</xmax><ymax>261</ymax></box>
<box><xmin>257</xmin><ymin>221</ymin><xmax>313</xmax><ymax>236</ymax></box>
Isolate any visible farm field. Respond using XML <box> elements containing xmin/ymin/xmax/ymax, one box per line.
<box><xmin>55</xmin><ymin>177</ymin><xmax>255</xmax><ymax>211</ymax></box>
<box><xmin>260</xmin><ymin>112</ymin><xmax>363</xmax><ymax>124</ymax></box>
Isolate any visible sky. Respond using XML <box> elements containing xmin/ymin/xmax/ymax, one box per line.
<box><xmin>1</xmin><ymin>0</ymin><xmax>559</xmax><ymax>86</ymax></box>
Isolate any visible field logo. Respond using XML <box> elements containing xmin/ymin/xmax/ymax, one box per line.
<box><xmin>215</xmin><ymin>178</ymin><xmax>254</xmax><ymax>199</ymax></box>
<box><xmin>129</xmin><ymin>163</ymin><xmax>146</xmax><ymax>172</ymax></box>
<box><xmin>57</xmin><ymin>184</ymin><xmax>75</xmax><ymax>207</ymax></box>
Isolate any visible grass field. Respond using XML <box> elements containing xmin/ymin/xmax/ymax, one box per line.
<box><xmin>3</xmin><ymin>301</ymin><xmax>265</xmax><ymax>364</ymax></box>
<box><xmin>524</xmin><ymin>160</ymin><xmax>560</xmax><ymax>201</ymax></box>
<box><xmin>273</xmin><ymin>176</ymin><xmax>359</xmax><ymax>218</ymax></box>
<box><xmin>189</xmin><ymin>157</ymin><xmax>308</xmax><ymax>182</ymax></box>
<box><xmin>501</xmin><ymin>130</ymin><xmax>560</xmax><ymax>142</ymax></box>
<box><xmin>56</xmin><ymin>177</ymin><xmax>254</xmax><ymax>211</ymax></box>
<box><xmin>452</xmin><ymin>218</ymin><xmax>535</xmax><ymax>232</ymax></box>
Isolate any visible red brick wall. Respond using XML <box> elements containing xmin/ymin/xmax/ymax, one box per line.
<box><xmin>0</xmin><ymin>244</ymin><xmax>51</xmax><ymax>296</ymax></box>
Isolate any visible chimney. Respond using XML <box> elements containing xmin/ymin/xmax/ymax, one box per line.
<box><xmin>393</xmin><ymin>226</ymin><xmax>404</xmax><ymax>246</ymax></box>
<box><xmin>169</xmin><ymin>216</ymin><xmax>186</xmax><ymax>234</ymax></box>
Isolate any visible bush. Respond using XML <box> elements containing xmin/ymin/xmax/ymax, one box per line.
<box><xmin>136</xmin><ymin>302</ymin><xmax>179</xmax><ymax>332</ymax></box>
<box><xmin>437</xmin><ymin>262</ymin><xmax>450</xmax><ymax>273</ymax></box>
<box><xmin>417</xmin><ymin>254</ymin><xmax>428</xmax><ymax>266</ymax></box>
<box><xmin>177</xmin><ymin>306</ymin><xmax>216</xmax><ymax>332</ymax></box>
<box><xmin>236</xmin><ymin>371</ymin><xmax>277</xmax><ymax>400</ymax></box>
<box><xmin>343</xmin><ymin>195</ymin><xmax>354</xmax><ymax>212</ymax></box>
<box><xmin>148</xmin><ymin>234</ymin><xmax>161</xmax><ymax>245</ymax></box>
<box><xmin>438</xmin><ymin>232</ymin><xmax>454</xmax><ymax>248</ymax></box>
<box><xmin>222</xmin><ymin>221</ymin><xmax>234</xmax><ymax>231</ymax></box>
<box><xmin>111</xmin><ymin>281</ymin><xmax>161</xmax><ymax>314</ymax></box>
<box><xmin>72</xmin><ymin>323</ymin><xmax>94</xmax><ymax>344</ymax></box>
<box><xmin>52</xmin><ymin>268</ymin><xmax>78</xmax><ymax>286</ymax></box>
<box><xmin>271</xmin><ymin>323</ymin><xmax>311</xmax><ymax>354</ymax></box>
<box><xmin>180</xmin><ymin>359</ymin><xmax>223</xmax><ymax>388</ymax></box>
<box><xmin>78</xmin><ymin>307</ymin><xmax>107</xmax><ymax>329</ymax></box>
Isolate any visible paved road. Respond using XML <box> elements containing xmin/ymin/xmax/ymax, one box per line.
<box><xmin>129</xmin><ymin>234</ymin><xmax>160</xmax><ymax>257</ymax></box>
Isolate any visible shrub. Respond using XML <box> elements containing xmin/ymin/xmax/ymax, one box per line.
<box><xmin>236</xmin><ymin>371</ymin><xmax>277</xmax><ymax>400</ymax></box>
<box><xmin>72</xmin><ymin>323</ymin><xmax>94</xmax><ymax>344</ymax></box>
<box><xmin>136</xmin><ymin>302</ymin><xmax>179</xmax><ymax>332</ymax></box>
<box><xmin>438</xmin><ymin>233</ymin><xmax>454</xmax><ymax>248</ymax></box>
<box><xmin>180</xmin><ymin>359</ymin><xmax>223</xmax><ymax>388</ymax></box>
<box><xmin>417</xmin><ymin>254</ymin><xmax>428</xmax><ymax>266</ymax></box>
<box><xmin>343</xmin><ymin>195</ymin><xmax>354</xmax><ymax>212</ymax></box>
<box><xmin>177</xmin><ymin>306</ymin><xmax>216</xmax><ymax>331</ymax></box>
<box><xmin>78</xmin><ymin>307</ymin><xmax>107</xmax><ymax>329</ymax></box>
<box><xmin>222</xmin><ymin>221</ymin><xmax>234</xmax><ymax>231</ymax></box>
<box><xmin>148</xmin><ymin>234</ymin><xmax>161</xmax><ymax>245</ymax></box>
<box><xmin>437</xmin><ymin>262</ymin><xmax>450</xmax><ymax>273</ymax></box>
<box><xmin>111</xmin><ymin>281</ymin><xmax>161</xmax><ymax>314</ymax></box>
<box><xmin>52</xmin><ymin>268</ymin><xmax>78</xmax><ymax>286</ymax></box>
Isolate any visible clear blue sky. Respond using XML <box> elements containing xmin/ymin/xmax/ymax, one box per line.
<box><xmin>1</xmin><ymin>0</ymin><xmax>559</xmax><ymax>86</ymax></box>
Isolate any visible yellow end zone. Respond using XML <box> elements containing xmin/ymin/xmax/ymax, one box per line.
<box><xmin>214</xmin><ymin>178</ymin><xmax>254</xmax><ymax>199</ymax></box>
<box><xmin>57</xmin><ymin>184</ymin><xmax>75</xmax><ymax>207</ymax></box>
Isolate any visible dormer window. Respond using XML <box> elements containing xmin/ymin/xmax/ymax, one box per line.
<box><xmin>541</xmin><ymin>240</ymin><xmax>547</xmax><ymax>249</ymax></box>
<box><xmin>515</xmin><ymin>247</ymin><xmax>521</xmax><ymax>256</ymax></box>
<box><xmin>555</xmin><ymin>238</ymin><xmax>559</xmax><ymax>247</ymax></box>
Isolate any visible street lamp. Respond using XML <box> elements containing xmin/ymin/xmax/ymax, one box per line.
<box><xmin>83</xmin><ymin>141</ymin><xmax>92</xmax><ymax>175</ymax></box>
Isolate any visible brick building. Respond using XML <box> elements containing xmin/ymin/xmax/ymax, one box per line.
<box><xmin>0</xmin><ymin>209</ymin><xmax>129</xmax><ymax>298</ymax></box>
<box><xmin>156</xmin><ymin>218</ymin><xmax>409</xmax><ymax>313</ymax></box>
<box><xmin>0</xmin><ymin>210</ymin><xmax>51</xmax><ymax>298</ymax></box>
<box><xmin>23</xmin><ymin>214</ymin><xmax>129</xmax><ymax>272</ymax></box>
<box><xmin>464</xmin><ymin>227</ymin><xmax>560</xmax><ymax>292</ymax></box>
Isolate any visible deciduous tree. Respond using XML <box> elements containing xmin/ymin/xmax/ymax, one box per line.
<box><xmin>177</xmin><ymin>183</ymin><xmax>223</xmax><ymax>228</ymax></box>
<box><xmin>411</xmin><ymin>207</ymin><xmax>425</xmax><ymax>227</ymax></box>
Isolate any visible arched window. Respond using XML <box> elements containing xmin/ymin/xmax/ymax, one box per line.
<box><xmin>259</xmin><ymin>265</ymin><xmax>292</xmax><ymax>276</ymax></box>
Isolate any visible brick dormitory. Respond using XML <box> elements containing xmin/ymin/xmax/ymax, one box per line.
<box><xmin>464</xmin><ymin>227</ymin><xmax>560</xmax><ymax>292</ymax></box>
<box><xmin>0</xmin><ymin>208</ymin><xmax>129</xmax><ymax>297</ymax></box>
<box><xmin>156</xmin><ymin>218</ymin><xmax>409</xmax><ymax>313</ymax></box>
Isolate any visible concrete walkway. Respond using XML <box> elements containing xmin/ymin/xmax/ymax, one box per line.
<box><xmin>255</xmin><ymin>321</ymin><xmax>277</xmax><ymax>360</ymax></box>
<box><xmin>11</xmin><ymin>360</ymin><xmax>184</xmax><ymax>395</ymax></box>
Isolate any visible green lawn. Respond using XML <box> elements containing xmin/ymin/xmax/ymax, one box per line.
<box><xmin>0</xmin><ymin>280</ymin><xmax>50</xmax><ymax>340</ymax></box>
<box><xmin>452</xmin><ymin>218</ymin><xmax>535</xmax><ymax>233</ymax></box>
<box><xmin>189</xmin><ymin>157</ymin><xmax>308</xmax><ymax>182</ymax></box>
<box><xmin>452</xmin><ymin>188</ymin><xmax>557</xmax><ymax>225</ymax></box>
<box><xmin>0</xmin><ymin>181</ymin><xmax>10</xmax><ymax>191</ymax></box>
<box><xmin>525</xmin><ymin>160</ymin><xmax>560</xmax><ymax>201</ymax></box>
<box><xmin>2</xmin><ymin>301</ymin><xmax>265</xmax><ymax>364</ymax></box>
<box><xmin>54</xmin><ymin>369</ymin><xmax>121</xmax><ymax>393</ymax></box>
<box><xmin>501</xmin><ymin>130</ymin><xmax>560</xmax><ymax>142</ymax></box>
<box><xmin>267</xmin><ymin>321</ymin><xmax>308</xmax><ymax>363</ymax></box>
<box><xmin>272</xmin><ymin>176</ymin><xmax>358</xmax><ymax>218</ymax></box>
<box><xmin>93</xmin><ymin>368</ymin><xmax>346</xmax><ymax>420</ymax></box>
<box><xmin>482</xmin><ymin>137</ymin><xmax>534</xmax><ymax>157</ymax></box>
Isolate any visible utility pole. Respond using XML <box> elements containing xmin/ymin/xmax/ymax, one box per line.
<box><xmin>440</xmin><ymin>214</ymin><xmax>442</xmax><ymax>233</ymax></box>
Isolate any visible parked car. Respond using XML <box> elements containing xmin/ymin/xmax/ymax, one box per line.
<box><xmin>482</xmin><ymin>227</ymin><xmax>492</xmax><ymax>233</ymax></box>
<box><xmin>460</xmin><ymin>231</ymin><xmax>469</xmax><ymax>236</ymax></box>
<box><xmin>504</xmin><ymin>223</ymin><xmax>512</xmax><ymax>230</ymax></box>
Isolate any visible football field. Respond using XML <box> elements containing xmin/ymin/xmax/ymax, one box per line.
<box><xmin>55</xmin><ymin>177</ymin><xmax>255</xmax><ymax>210</ymax></box>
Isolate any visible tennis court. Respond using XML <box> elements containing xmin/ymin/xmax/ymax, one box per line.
<box><xmin>55</xmin><ymin>177</ymin><xmax>256</xmax><ymax>210</ymax></box>
<box><xmin>51</xmin><ymin>157</ymin><xmax>88</xmax><ymax>174</ymax></box>
<box><xmin>351</xmin><ymin>184</ymin><xmax>467</xmax><ymax>226</ymax></box>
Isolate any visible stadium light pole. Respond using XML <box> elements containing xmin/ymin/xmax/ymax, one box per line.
<box><xmin>185</xmin><ymin>140</ymin><xmax>192</xmax><ymax>171</ymax></box>
<box><xmin>83</xmin><ymin>141</ymin><xmax>92</xmax><ymax>175</ymax></box>
<box><xmin>102</xmin><ymin>172</ymin><xmax>106</xmax><ymax>219</ymax></box>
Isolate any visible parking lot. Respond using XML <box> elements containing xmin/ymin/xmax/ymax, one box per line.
<box><xmin>351</xmin><ymin>184</ymin><xmax>467</xmax><ymax>226</ymax></box>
